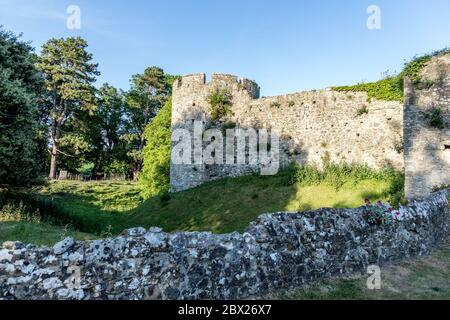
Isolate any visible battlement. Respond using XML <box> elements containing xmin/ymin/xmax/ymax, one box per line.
<box><xmin>174</xmin><ymin>73</ymin><xmax>206</xmax><ymax>88</ymax></box>
<box><xmin>174</xmin><ymin>73</ymin><xmax>260</xmax><ymax>99</ymax></box>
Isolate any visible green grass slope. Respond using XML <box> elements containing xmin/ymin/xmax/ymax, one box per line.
<box><xmin>0</xmin><ymin>221</ymin><xmax>95</xmax><ymax>246</ymax></box>
<box><xmin>4</xmin><ymin>165</ymin><xmax>402</xmax><ymax>238</ymax></box>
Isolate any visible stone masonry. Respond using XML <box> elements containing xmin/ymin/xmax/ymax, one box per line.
<box><xmin>171</xmin><ymin>74</ymin><xmax>404</xmax><ymax>192</ymax></box>
<box><xmin>1</xmin><ymin>190</ymin><xmax>448</xmax><ymax>300</ymax></box>
<box><xmin>404</xmin><ymin>53</ymin><xmax>450</xmax><ymax>199</ymax></box>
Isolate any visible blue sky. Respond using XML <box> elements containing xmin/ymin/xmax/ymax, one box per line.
<box><xmin>1</xmin><ymin>0</ymin><xmax>449</xmax><ymax>96</ymax></box>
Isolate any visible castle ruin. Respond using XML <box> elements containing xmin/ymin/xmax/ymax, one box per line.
<box><xmin>170</xmin><ymin>54</ymin><xmax>450</xmax><ymax>199</ymax></box>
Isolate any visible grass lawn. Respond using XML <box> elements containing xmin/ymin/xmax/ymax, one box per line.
<box><xmin>275</xmin><ymin>237</ymin><xmax>450</xmax><ymax>300</ymax></box>
<box><xmin>36</xmin><ymin>180</ymin><xmax>143</xmax><ymax>212</ymax></box>
<box><xmin>0</xmin><ymin>222</ymin><xmax>95</xmax><ymax>246</ymax></box>
<box><xmin>0</xmin><ymin>166</ymin><xmax>401</xmax><ymax>238</ymax></box>
<box><xmin>129</xmin><ymin>175</ymin><xmax>394</xmax><ymax>234</ymax></box>
<box><xmin>0</xmin><ymin>200</ymin><xmax>96</xmax><ymax>245</ymax></box>
<box><xmin>9</xmin><ymin>180</ymin><xmax>145</xmax><ymax>236</ymax></box>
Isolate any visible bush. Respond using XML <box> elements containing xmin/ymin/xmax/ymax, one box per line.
<box><xmin>402</xmin><ymin>48</ymin><xmax>450</xmax><ymax>84</ymax></box>
<box><xmin>356</xmin><ymin>105</ymin><xmax>369</xmax><ymax>116</ymax></box>
<box><xmin>208</xmin><ymin>89</ymin><xmax>233</xmax><ymax>121</ymax></box>
<box><xmin>364</xmin><ymin>200</ymin><xmax>398</xmax><ymax>226</ymax></box>
<box><xmin>286</xmin><ymin>162</ymin><xmax>405</xmax><ymax>207</ymax></box>
<box><xmin>104</xmin><ymin>159</ymin><xmax>133</xmax><ymax>176</ymax></box>
<box><xmin>77</xmin><ymin>162</ymin><xmax>95</xmax><ymax>177</ymax></box>
<box><xmin>139</xmin><ymin>99</ymin><xmax>172</xmax><ymax>198</ymax></box>
<box><xmin>332</xmin><ymin>48</ymin><xmax>450</xmax><ymax>103</ymax></box>
<box><xmin>333</xmin><ymin>76</ymin><xmax>404</xmax><ymax>102</ymax></box>
<box><xmin>427</xmin><ymin>107</ymin><xmax>446</xmax><ymax>129</ymax></box>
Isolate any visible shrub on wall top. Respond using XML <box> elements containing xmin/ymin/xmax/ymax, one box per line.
<box><xmin>332</xmin><ymin>48</ymin><xmax>450</xmax><ymax>103</ymax></box>
<box><xmin>333</xmin><ymin>76</ymin><xmax>404</xmax><ymax>102</ymax></box>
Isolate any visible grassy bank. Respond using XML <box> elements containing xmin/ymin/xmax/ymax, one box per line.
<box><xmin>129</xmin><ymin>169</ymin><xmax>400</xmax><ymax>234</ymax></box>
<box><xmin>0</xmin><ymin>203</ymin><xmax>95</xmax><ymax>245</ymax></box>
<box><xmin>0</xmin><ymin>222</ymin><xmax>95</xmax><ymax>246</ymax></box>
<box><xmin>0</xmin><ymin>164</ymin><xmax>404</xmax><ymax>239</ymax></box>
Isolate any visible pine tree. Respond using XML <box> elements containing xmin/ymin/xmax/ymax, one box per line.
<box><xmin>36</xmin><ymin>37</ymin><xmax>99</xmax><ymax>179</ymax></box>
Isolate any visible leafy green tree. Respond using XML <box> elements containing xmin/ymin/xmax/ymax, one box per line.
<box><xmin>93</xmin><ymin>83</ymin><xmax>133</xmax><ymax>177</ymax></box>
<box><xmin>125</xmin><ymin>67</ymin><xmax>174</xmax><ymax>179</ymax></box>
<box><xmin>140</xmin><ymin>99</ymin><xmax>172</xmax><ymax>198</ymax></box>
<box><xmin>97</xmin><ymin>84</ymin><xmax>125</xmax><ymax>152</ymax></box>
<box><xmin>0</xmin><ymin>28</ymin><xmax>43</xmax><ymax>186</ymax></box>
<box><xmin>57</xmin><ymin>132</ymin><xmax>92</xmax><ymax>173</ymax></box>
<box><xmin>36</xmin><ymin>37</ymin><xmax>99</xmax><ymax>179</ymax></box>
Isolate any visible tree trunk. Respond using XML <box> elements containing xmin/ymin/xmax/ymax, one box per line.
<box><xmin>49</xmin><ymin>119</ymin><xmax>61</xmax><ymax>180</ymax></box>
<box><xmin>49</xmin><ymin>143</ymin><xmax>58</xmax><ymax>179</ymax></box>
<box><xmin>132</xmin><ymin>134</ymin><xmax>145</xmax><ymax>181</ymax></box>
<box><xmin>133</xmin><ymin>169</ymin><xmax>140</xmax><ymax>181</ymax></box>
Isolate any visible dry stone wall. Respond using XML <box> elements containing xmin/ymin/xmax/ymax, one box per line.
<box><xmin>170</xmin><ymin>73</ymin><xmax>404</xmax><ymax>192</ymax></box>
<box><xmin>1</xmin><ymin>190</ymin><xmax>448</xmax><ymax>300</ymax></box>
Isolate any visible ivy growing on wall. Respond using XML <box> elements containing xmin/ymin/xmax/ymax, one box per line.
<box><xmin>402</xmin><ymin>48</ymin><xmax>450</xmax><ymax>84</ymax></box>
<box><xmin>333</xmin><ymin>76</ymin><xmax>404</xmax><ymax>102</ymax></box>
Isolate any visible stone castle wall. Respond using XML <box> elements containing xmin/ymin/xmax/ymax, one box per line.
<box><xmin>1</xmin><ymin>190</ymin><xmax>448</xmax><ymax>300</ymax></box>
<box><xmin>171</xmin><ymin>74</ymin><xmax>404</xmax><ymax>192</ymax></box>
<box><xmin>404</xmin><ymin>53</ymin><xmax>450</xmax><ymax>199</ymax></box>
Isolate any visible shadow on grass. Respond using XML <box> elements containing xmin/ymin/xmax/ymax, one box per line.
<box><xmin>2</xmin><ymin>168</ymin><xmax>401</xmax><ymax>238</ymax></box>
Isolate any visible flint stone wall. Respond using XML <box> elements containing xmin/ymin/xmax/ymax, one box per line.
<box><xmin>1</xmin><ymin>190</ymin><xmax>448</xmax><ymax>300</ymax></box>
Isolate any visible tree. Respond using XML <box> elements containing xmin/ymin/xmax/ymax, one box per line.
<box><xmin>139</xmin><ymin>99</ymin><xmax>172</xmax><ymax>198</ymax></box>
<box><xmin>36</xmin><ymin>37</ymin><xmax>99</xmax><ymax>179</ymax></box>
<box><xmin>94</xmin><ymin>83</ymin><xmax>132</xmax><ymax>177</ymax></box>
<box><xmin>125</xmin><ymin>67</ymin><xmax>174</xmax><ymax>179</ymax></box>
<box><xmin>0</xmin><ymin>28</ymin><xmax>43</xmax><ymax>186</ymax></box>
<box><xmin>97</xmin><ymin>84</ymin><xmax>124</xmax><ymax>152</ymax></box>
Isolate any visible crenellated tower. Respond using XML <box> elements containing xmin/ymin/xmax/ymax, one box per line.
<box><xmin>170</xmin><ymin>73</ymin><xmax>261</xmax><ymax>192</ymax></box>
